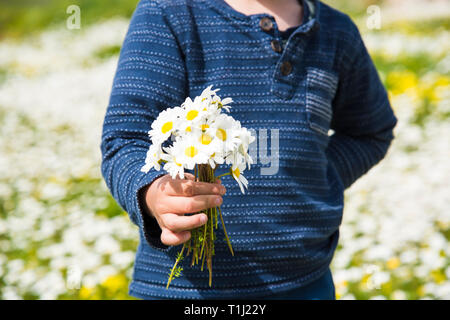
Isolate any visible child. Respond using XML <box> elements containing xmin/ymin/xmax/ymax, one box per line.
<box><xmin>101</xmin><ymin>0</ymin><xmax>397</xmax><ymax>300</ymax></box>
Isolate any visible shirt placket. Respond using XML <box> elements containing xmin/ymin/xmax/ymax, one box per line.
<box><xmin>253</xmin><ymin>15</ymin><xmax>319</xmax><ymax>100</ymax></box>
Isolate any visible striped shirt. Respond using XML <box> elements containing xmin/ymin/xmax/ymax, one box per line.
<box><xmin>101</xmin><ymin>0</ymin><xmax>397</xmax><ymax>299</ymax></box>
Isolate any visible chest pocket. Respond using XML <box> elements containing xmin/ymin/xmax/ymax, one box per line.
<box><xmin>305</xmin><ymin>67</ymin><xmax>339</xmax><ymax>136</ymax></box>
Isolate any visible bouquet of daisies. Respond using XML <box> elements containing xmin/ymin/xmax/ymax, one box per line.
<box><xmin>141</xmin><ymin>85</ymin><xmax>255</xmax><ymax>288</ymax></box>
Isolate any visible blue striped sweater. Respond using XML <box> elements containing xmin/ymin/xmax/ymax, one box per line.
<box><xmin>100</xmin><ymin>0</ymin><xmax>397</xmax><ymax>299</ymax></box>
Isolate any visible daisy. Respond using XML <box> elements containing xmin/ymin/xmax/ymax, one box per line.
<box><xmin>201</xmin><ymin>84</ymin><xmax>220</xmax><ymax>98</ymax></box>
<box><xmin>171</xmin><ymin>134</ymin><xmax>209</xmax><ymax>170</ymax></box>
<box><xmin>207</xmin><ymin>150</ymin><xmax>225</xmax><ymax>169</ymax></box>
<box><xmin>201</xmin><ymin>85</ymin><xmax>233</xmax><ymax>112</ymax></box>
<box><xmin>196</xmin><ymin>130</ymin><xmax>225</xmax><ymax>166</ymax></box>
<box><xmin>231</xmin><ymin>161</ymin><xmax>249</xmax><ymax>194</ymax></box>
<box><xmin>178</xmin><ymin>97</ymin><xmax>208</xmax><ymax>132</ymax></box>
<box><xmin>148</xmin><ymin>107</ymin><xmax>180</xmax><ymax>144</ymax></box>
<box><xmin>212</xmin><ymin>95</ymin><xmax>233</xmax><ymax>113</ymax></box>
<box><xmin>197</xmin><ymin>116</ymin><xmax>216</xmax><ymax>133</ymax></box>
<box><xmin>141</xmin><ymin>143</ymin><xmax>164</xmax><ymax>173</ymax></box>
<box><xmin>161</xmin><ymin>147</ymin><xmax>185</xmax><ymax>179</ymax></box>
<box><xmin>236</xmin><ymin>127</ymin><xmax>256</xmax><ymax>169</ymax></box>
<box><xmin>206</xmin><ymin>114</ymin><xmax>242</xmax><ymax>154</ymax></box>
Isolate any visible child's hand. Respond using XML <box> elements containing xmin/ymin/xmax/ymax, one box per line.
<box><xmin>143</xmin><ymin>173</ymin><xmax>226</xmax><ymax>246</ymax></box>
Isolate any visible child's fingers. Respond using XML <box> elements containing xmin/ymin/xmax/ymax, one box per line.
<box><xmin>184</xmin><ymin>173</ymin><xmax>221</xmax><ymax>184</ymax></box>
<box><xmin>184</xmin><ymin>173</ymin><xmax>195</xmax><ymax>180</ymax></box>
<box><xmin>166</xmin><ymin>179</ymin><xmax>225</xmax><ymax>197</ymax></box>
<box><xmin>166</xmin><ymin>195</ymin><xmax>223</xmax><ymax>214</ymax></box>
<box><xmin>160</xmin><ymin>212</ymin><xmax>208</xmax><ymax>233</ymax></box>
<box><xmin>160</xmin><ymin>228</ymin><xmax>191</xmax><ymax>246</ymax></box>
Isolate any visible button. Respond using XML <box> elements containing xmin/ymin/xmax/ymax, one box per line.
<box><xmin>280</xmin><ymin>61</ymin><xmax>292</xmax><ymax>76</ymax></box>
<box><xmin>259</xmin><ymin>17</ymin><xmax>273</xmax><ymax>31</ymax></box>
<box><xmin>270</xmin><ymin>40</ymin><xmax>282</xmax><ymax>53</ymax></box>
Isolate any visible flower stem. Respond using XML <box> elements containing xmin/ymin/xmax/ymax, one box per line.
<box><xmin>215</xmin><ymin>172</ymin><xmax>231</xmax><ymax>180</ymax></box>
<box><xmin>166</xmin><ymin>163</ymin><xmax>232</xmax><ymax>289</ymax></box>
<box><xmin>217</xmin><ymin>205</ymin><xmax>234</xmax><ymax>256</ymax></box>
<box><xmin>166</xmin><ymin>242</ymin><xmax>186</xmax><ymax>289</ymax></box>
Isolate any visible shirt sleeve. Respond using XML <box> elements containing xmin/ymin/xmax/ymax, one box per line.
<box><xmin>100</xmin><ymin>0</ymin><xmax>187</xmax><ymax>251</ymax></box>
<box><xmin>325</xmin><ymin>18</ymin><xmax>398</xmax><ymax>190</ymax></box>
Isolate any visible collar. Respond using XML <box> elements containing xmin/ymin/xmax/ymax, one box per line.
<box><xmin>207</xmin><ymin>0</ymin><xmax>320</xmax><ymax>34</ymax></box>
<box><xmin>298</xmin><ymin>0</ymin><xmax>321</xmax><ymax>33</ymax></box>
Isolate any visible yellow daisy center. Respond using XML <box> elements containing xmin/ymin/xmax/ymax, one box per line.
<box><xmin>174</xmin><ymin>158</ymin><xmax>182</xmax><ymax>167</ymax></box>
<box><xmin>233</xmin><ymin>167</ymin><xmax>240</xmax><ymax>178</ymax></box>
<box><xmin>216</xmin><ymin>128</ymin><xmax>227</xmax><ymax>141</ymax></box>
<box><xmin>185</xmin><ymin>126</ymin><xmax>191</xmax><ymax>132</ymax></box>
<box><xmin>186</xmin><ymin>110</ymin><xmax>199</xmax><ymax>121</ymax></box>
<box><xmin>161</xmin><ymin>121</ymin><xmax>173</xmax><ymax>134</ymax></box>
<box><xmin>200</xmin><ymin>133</ymin><xmax>213</xmax><ymax>145</ymax></box>
<box><xmin>185</xmin><ymin>146</ymin><xmax>198</xmax><ymax>158</ymax></box>
<box><xmin>201</xmin><ymin>124</ymin><xmax>209</xmax><ymax>131</ymax></box>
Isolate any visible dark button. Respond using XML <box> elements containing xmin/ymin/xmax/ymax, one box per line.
<box><xmin>280</xmin><ymin>61</ymin><xmax>292</xmax><ymax>76</ymax></box>
<box><xmin>270</xmin><ymin>40</ymin><xmax>282</xmax><ymax>53</ymax></box>
<box><xmin>259</xmin><ymin>17</ymin><xmax>273</xmax><ymax>31</ymax></box>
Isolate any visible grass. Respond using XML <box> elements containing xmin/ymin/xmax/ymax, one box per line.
<box><xmin>0</xmin><ymin>0</ymin><xmax>139</xmax><ymax>39</ymax></box>
<box><xmin>93</xmin><ymin>45</ymin><xmax>123</xmax><ymax>60</ymax></box>
<box><xmin>373</xmin><ymin>52</ymin><xmax>443</xmax><ymax>79</ymax></box>
<box><xmin>381</xmin><ymin>17</ymin><xmax>450</xmax><ymax>36</ymax></box>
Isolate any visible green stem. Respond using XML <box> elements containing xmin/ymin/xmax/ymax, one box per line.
<box><xmin>167</xmin><ymin>164</ymin><xmax>228</xmax><ymax>288</ymax></box>
<box><xmin>215</xmin><ymin>206</ymin><xmax>218</xmax><ymax>229</ymax></box>
<box><xmin>200</xmin><ymin>213</ymin><xmax>207</xmax><ymax>270</ymax></box>
<box><xmin>201</xmin><ymin>241</ymin><xmax>206</xmax><ymax>271</ymax></box>
<box><xmin>217</xmin><ymin>205</ymin><xmax>234</xmax><ymax>256</ymax></box>
<box><xmin>214</xmin><ymin>172</ymin><xmax>231</xmax><ymax>180</ymax></box>
<box><xmin>166</xmin><ymin>242</ymin><xmax>187</xmax><ymax>289</ymax></box>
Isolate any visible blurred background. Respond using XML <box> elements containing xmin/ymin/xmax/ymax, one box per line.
<box><xmin>0</xmin><ymin>0</ymin><xmax>449</xmax><ymax>300</ymax></box>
